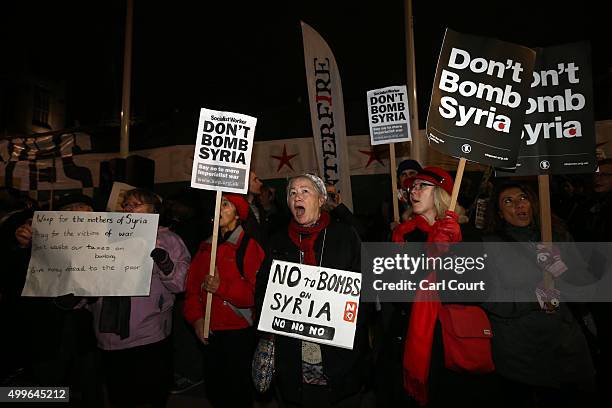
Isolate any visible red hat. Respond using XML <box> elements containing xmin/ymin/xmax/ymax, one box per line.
<box><xmin>224</xmin><ymin>193</ymin><xmax>250</xmax><ymax>221</ymax></box>
<box><xmin>411</xmin><ymin>166</ymin><xmax>454</xmax><ymax>195</ymax></box>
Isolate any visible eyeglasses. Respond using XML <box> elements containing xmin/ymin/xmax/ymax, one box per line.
<box><xmin>410</xmin><ymin>182</ymin><xmax>436</xmax><ymax>191</ymax></box>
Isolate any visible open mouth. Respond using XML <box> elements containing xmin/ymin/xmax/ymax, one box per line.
<box><xmin>294</xmin><ymin>205</ymin><xmax>305</xmax><ymax>217</ymax></box>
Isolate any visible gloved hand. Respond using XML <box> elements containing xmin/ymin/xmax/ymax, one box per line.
<box><xmin>535</xmin><ymin>282</ymin><xmax>561</xmax><ymax>311</ymax></box>
<box><xmin>150</xmin><ymin>248</ymin><xmax>174</xmax><ymax>275</ymax></box>
<box><xmin>536</xmin><ymin>244</ymin><xmax>567</xmax><ymax>278</ymax></box>
<box><xmin>427</xmin><ymin>211</ymin><xmax>462</xmax><ymax>256</ymax></box>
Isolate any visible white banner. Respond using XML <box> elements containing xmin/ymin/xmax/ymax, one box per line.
<box><xmin>258</xmin><ymin>260</ymin><xmax>361</xmax><ymax>350</ymax></box>
<box><xmin>2</xmin><ymin>121</ymin><xmax>611</xmax><ymax>191</ymax></box>
<box><xmin>22</xmin><ymin>211</ymin><xmax>159</xmax><ymax>297</ymax></box>
<box><xmin>367</xmin><ymin>85</ymin><xmax>412</xmax><ymax>145</ymax></box>
<box><xmin>301</xmin><ymin>21</ymin><xmax>354</xmax><ymax>210</ymax></box>
<box><xmin>190</xmin><ymin>108</ymin><xmax>256</xmax><ymax>194</ymax></box>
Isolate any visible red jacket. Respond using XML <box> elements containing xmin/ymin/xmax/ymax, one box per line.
<box><xmin>184</xmin><ymin>226</ymin><xmax>265</xmax><ymax>331</ymax></box>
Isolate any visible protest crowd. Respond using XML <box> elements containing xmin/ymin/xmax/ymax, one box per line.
<box><xmin>1</xmin><ymin>11</ymin><xmax>611</xmax><ymax>408</ymax></box>
<box><xmin>0</xmin><ymin>157</ymin><xmax>611</xmax><ymax>408</ymax></box>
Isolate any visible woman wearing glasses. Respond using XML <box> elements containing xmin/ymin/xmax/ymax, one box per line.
<box><xmin>382</xmin><ymin>167</ymin><xmax>495</xmax><ymax>407</ymax></box>
<box><xmin>482</xmin><ymin>181</ymin><xmax>595</xmax><ymax>407</ymax></box>
<box><xmin>91</xmin><ymin>188</ymin><xmax>191</xmax><ymax>408</ymax></box>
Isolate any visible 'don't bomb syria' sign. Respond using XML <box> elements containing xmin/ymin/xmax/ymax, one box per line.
<box><xmin>190</xmin><ymin>108</ymin><xmax>257</xmax><ymax>194</ymax></box>
<box><xmin>426</xmin><ymin>29</ymin><xmax>536</xmax><ymax>167</ymax></box>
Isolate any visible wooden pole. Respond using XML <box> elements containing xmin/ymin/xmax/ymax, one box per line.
<box><xmin>390</xmin><ymin>144</ymin><xmax>400</xmax><ymax>223</ymax></box>
<box><xmin>202</xmin><ymin>190</ymin><xmax>222</xmax><ymax>339</ymax></box>
<box><xmin>404</xmin><ymin>0</ymin><xmax>421</xmax><ymax>163</ymax></box>
<box><xmin>448</xmin><ymin>158</ymin><xmax>466</xmax><ymax>213</ymax></box>
<box><xmin>119</xmin><ymin>0</ymin><xmax>134</xmax><ymax>158</ymax></box>
<box><xmin>538</xmin><ymin>175</ymin><xmax>554</xmax><ymax>290</ymax></box>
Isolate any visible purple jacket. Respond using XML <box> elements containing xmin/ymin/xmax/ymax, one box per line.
<box><xmin>90</xmin><ymin>227</ymin><xmax>191</xmax><ymax>350</ymax></box>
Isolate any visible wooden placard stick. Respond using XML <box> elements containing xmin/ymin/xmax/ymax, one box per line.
<box><xmin>390</xmin><ymin>144</ymin><xmax>400</xmax><ymax>223</ymax></box>
<box><xmin>448</xmin><ymin>158</ymin><xmax>466</xmax><ymax>213</ymax></box>
<box><xmin>202</xmin><ymin>190</ymin><xmax>222</xmax><ymax>339</ymax></box>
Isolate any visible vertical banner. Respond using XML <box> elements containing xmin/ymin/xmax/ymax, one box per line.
<box><xmin>190</xmin><ymin>108</ymin><xmax>257</xmax><ymax>194</ymax></box>
<box><xmin>426</xmin><ymin>29</ymin><xmax>536</xmax><ymax>167</ymax></box>
<box><xmin>367</xmin><ymin>85</ymin><xmax>412</xmax><ymax>145</ymax></box>
<box><xmin>301</xmin><ymin>21</ymin><xmax>354</xmax><ymax>211</ymax></box>
<box><xmin>498</xmin><ymin>42</ymin><xmax>596</xmax><ymax>175</ymax></box>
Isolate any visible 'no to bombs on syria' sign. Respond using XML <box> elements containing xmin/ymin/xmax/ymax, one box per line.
<box><xmin>427</xmin><ymin>29</ymin><xmax>536</xmax><ymax>167</ymax></box>
<box><xmin>258</xmin><ymin>260</ymin><xmax>361</xmax><ymax>350</ymax></box>
<box><xmin>190</xmin><ymin>108</ymin><xmax>256</xmax><ymax>194</ymax></box>
<box><xmin>367</xmin><ymin>85</ymin><xmax>411</xmax><ymax>145</ymax></box>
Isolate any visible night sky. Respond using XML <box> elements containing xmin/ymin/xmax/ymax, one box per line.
<box><xmin>2</xmin><ymin>0</ymin><xmax>610</xmax><ymax>150</ymax></box>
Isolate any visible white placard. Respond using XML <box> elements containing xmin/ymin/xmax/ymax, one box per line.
<box><xmin>258</xmin><ymin>260</ymin><xmax>361</xmax><ymax>350</ymax></box>
<box><xmin>367</xmin><ymin>85</ymin><xmax>411</xmax><ymax>145</ymax></box>
<box><xmin>190</xmin><ymin>108</ymin><xmax>257</xmax><ymax>194</ymax></box>
<box><xmin>22</xmin><ymin>211</ymin><xmax>159</xmax><ymax>297</ymax></box>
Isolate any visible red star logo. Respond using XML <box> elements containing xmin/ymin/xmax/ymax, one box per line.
<box><xmin>359</xmin><ymin>148</ymin><xmax>384</xmax><ymax>168</ymax></box>
<box><xmin>271</xmin><ymin>144</ymin><xmax>298</xmax><ymax>172</ymax></box>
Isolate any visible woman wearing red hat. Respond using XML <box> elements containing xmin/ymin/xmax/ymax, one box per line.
<box><xmin>387</xmin><ymin>166</ymin><xmax>494</xmax><ymax>407</ymax></box>
<box><xmin>183</xmin><ymin>193</ymin><xmax>265</xmax><ymax>408</ymax></box>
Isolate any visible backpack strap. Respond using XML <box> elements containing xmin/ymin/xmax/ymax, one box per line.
<box><xmin>236</xmin><ymin>232</ymin><xmax>251</xmax><ymax>277</ymax></box>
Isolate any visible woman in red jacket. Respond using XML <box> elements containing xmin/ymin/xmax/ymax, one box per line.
<box><xmin>391</xmin><ymin>167</ymin><xmax>495</xmax><ymax>407</ymax></box>
<box><xmin>183</xmin><ymin>193</ymin><xmax>265</xmax><ymax>408</ymax></box>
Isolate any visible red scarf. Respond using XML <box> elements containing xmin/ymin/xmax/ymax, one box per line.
<box><xmin>391</xmin><ymin>215</ymin><xmax>432</xmax><ymax>242</ymax></box>
<box><xmin>288</xmin><ymin>212</ymin><xmax>331</xmax><ymax>266</ymax></box>
<box><xmin>393</xmin><ymin>216</ymin><xmax>440</xmax><ymax>405</ymax></box>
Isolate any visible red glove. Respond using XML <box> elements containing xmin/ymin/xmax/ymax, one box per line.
<box><xmin>427</xmin><ymin>211</ymin><xmax>462</xmax><ymax>244</ymax></box>
<box><xmin>426</xmin><ymin>211</ymin><xmax>461</xmax><ymax>257</ymax></box>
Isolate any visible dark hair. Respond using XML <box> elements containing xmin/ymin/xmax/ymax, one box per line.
<box><xmin>484</xmin><ymin>180</ymin><xmax>569</xmax><ymax>237</ymax></box>
<box><xmin>484</xmin><ymin>181</ymin><xmax>539</xmax><ymax>233</ymax></box>
<box><xmin>123</xmin><ymin>188</ymin><xmax>163</xmax><ymax>214</ymax></box>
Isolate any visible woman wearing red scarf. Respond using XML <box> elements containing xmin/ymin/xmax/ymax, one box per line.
<box><xmin>391</xmin><ymin>167</ymin><xmax>494</xmax><ymax>407</ymax></box>
<box><xmin>255</xmin><ymin>173</ymin><xmax>370</xmax><ymax>407</ymax></box>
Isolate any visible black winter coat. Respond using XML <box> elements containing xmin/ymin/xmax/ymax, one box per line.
<box><xmin>255</xmin><ymin>218</ymin><xmax>371</xmax><ymax>405</ymax></box>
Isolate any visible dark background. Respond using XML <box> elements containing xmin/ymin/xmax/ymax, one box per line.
<box><xmin>1</xmin><ymin>0</ymin><xmax>610</xmax><ymax>151</ymax></box>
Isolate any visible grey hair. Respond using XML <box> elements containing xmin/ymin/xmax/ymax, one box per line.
<box><xmin>286</xmin><ymin>173</ymin><xmax>328</xmax><ymax>202</ymax></box>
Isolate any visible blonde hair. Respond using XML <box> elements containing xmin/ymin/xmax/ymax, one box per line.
<box><xmin>433</xmin><ymin>187</ymin><xmax>451</xmax><ymax>219</ymax></box>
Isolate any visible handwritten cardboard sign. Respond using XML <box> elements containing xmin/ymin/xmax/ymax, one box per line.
<box><xmin>21</xmin><ymin>211</ymin><xmax>159</xmax><ymax>297</ymax></box>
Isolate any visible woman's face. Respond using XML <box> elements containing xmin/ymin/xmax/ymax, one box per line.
<box><xmin>409</xmin><ymin>179</ymin><xmax>437</xmax><ymax>222</ymax></box>
<box><xmin>498</xmin><ymin>187</ymin><xmax>533</xmax><ymax>227</ymax></box>
<box><xmin>288</xmin><ymin>177</ymin><xmax>324</xmax><ymax>227</ymax></box>
<box><xmin>219</xmin><ymin>197</ymin><xmax>238</xmax><ymax>231</ymax></box>
<box><xmin>122</xmin><ymin>195</ymin><xmax>154</xmax><ymax>214</ymax></box>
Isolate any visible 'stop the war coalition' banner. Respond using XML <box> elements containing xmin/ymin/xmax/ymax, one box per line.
<box><xmin>427</xmin><ymin>29</ymin><xmax>536</xmax><ymax>167</ymax></box>
<box><xmin>190</xmin><ymin>108</ymin><xmax>256</xmax><ymax>194</ymax></box>
<box><xmin>498</xmin><ymin>42</ymin><xmax>597</xmax><ymax>176</ymax></box>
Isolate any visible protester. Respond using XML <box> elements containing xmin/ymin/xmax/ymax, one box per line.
<box><xmin>482</xmin><ymin>181</ymin><xmax>596</xmax><ymax>407</ymax></box>
<box><xmin>570</xmin><ymin>159</ymin><xmax>612</xmax><ymax>404</ymax></box>
<box><xmin>183</xmin><ymin>193</ymin><xmax>265</xmax><ymax>407</ymax></box>
<box><xmin>389</xmin><ymin>166</ymin><xmax>495</xmax><ymax>407</ymax></box>
<box><xmin>8</xmin><ymin>193</ymin><xmax>103</xmax><ymax>406</ymax></box>
<box><xmin>89</xmin><ymin>188</ymin><xmax>191</xmax><ymax>408</ymax></box>
<box><xmin>396</xmin><ymin>159</ymin><xmax>423</xmax><ymax>222</ymax></box>
<box><xmin>255</xmin><ymin>173</ymin><xmax>371</xmax><ymax>407</ymax></box>
<box><xmin>243</xmin><ymin>170</ymin><xmax>268</xmax><ymax>245</ymax></box>
<box><xmin>322</xmin><ymin>182</ymin><xmax>366</xmax><ymax>238</ymax></box>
